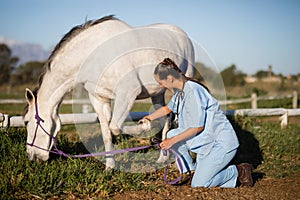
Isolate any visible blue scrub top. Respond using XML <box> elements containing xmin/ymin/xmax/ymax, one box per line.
<box><xmin>167</xmin><ymin>81</ymin><xmax>239</xmax><ymax>158</ymax></box>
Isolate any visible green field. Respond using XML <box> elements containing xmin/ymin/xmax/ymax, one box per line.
<box><xmin>1</xmin><ymin>84</ymin><xmax>300</xmax><ymax>199</ymax></box>
<box><xmin>1</xmin><ymin>115</ymin><xmax>299</xmax><ymax>199</ymax></box>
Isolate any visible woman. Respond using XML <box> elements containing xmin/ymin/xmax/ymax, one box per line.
<box><xmin>141</xmin><ymin>58</ymin><xmax>253</xmax><ymax>188</ymax></box>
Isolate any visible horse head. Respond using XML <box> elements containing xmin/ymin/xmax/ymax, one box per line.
<box><xmin>23</xmin><ymin>88</ymin><xmax>61</xmax><ymax>162</ymax></box>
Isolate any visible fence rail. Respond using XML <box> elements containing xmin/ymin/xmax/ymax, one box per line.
<box><xmin>1</xmin><ymin>108</ymin><xmax>300</xmax><ymax>130</ymax></box>
<box><xmin>0</xmin><ymin>112</ymin><xmax>149</xmax><ymax>128</ymax></box>
<box><xmin>0</xmin><ymin>91</ymin><xmax>298</xmax><ymax>129</ymax></box>
<box><xmin>0</xmin><ymin>91</ymin><xmax>298</xmax><ymax>109</ymax></box>
<box><xmin>0</xmin><ymin>99</ymin><xmax>90</xmax><ymax>104</ymax></box>
<box><xmin>219</xmin><ymin>91</ymin><xmax>298</xmax><ymax>109</ymax></box>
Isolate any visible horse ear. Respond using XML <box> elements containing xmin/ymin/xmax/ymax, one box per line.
<box><xmin>25</xmin><ymin>88</ymin><xmax>35</xmax><ymax>105</ymax></box>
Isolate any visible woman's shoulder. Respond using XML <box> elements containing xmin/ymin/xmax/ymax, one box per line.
<box><xmin>185</xmin><ymin>81</ymin><xmax>213</xmax><ymax>101</ymax></box>
<box><xmin>186</xmin><ymin>80</ymin><xmax>207</xmax><ymax>92</ymax></box>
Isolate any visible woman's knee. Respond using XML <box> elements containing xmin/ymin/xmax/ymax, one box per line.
<box><xmin>190</xmin><ymin>169</ymin><xmax>213</xmax><ymax>188</ymax></box>
<box><xmin>191</xmin><ymin>176</ymin><xmax>211</xmax><ymax>188</ymax></box>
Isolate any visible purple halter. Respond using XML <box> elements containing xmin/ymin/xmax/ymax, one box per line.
<box><xmin>26</xmin><ymin>101</ymin><xmax>184</xmax><ymax>185</ymax></box>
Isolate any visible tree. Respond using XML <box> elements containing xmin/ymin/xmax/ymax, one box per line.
<box><xmin>193</xmin><ymin>62</ymin><xmax>225</xmax><ymax>90</ymax></box>
<box><xmin>221</xmin><ymin>64</ymin><xmax>246</xmax><ymax>87</ymax></box>
<box><xmin>11</xmin><ymin>61</ymin><xmax>44</xmax><ymax>85</ymax></box>
<box><xmin>255</xmin><ymin>70</ymin><xmax>269</xmax><ymax>79</ymax></box>
<box><xmin>0</xmin><ymin>44</ymin><xmax>18</xmax><ymax>85</ymax></box>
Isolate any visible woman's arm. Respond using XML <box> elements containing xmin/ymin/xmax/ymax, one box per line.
<box><xmin>160</xmin><ymin>126</ymin><xmax>204</xmax><ymax>150</ymax></box>
<box><xmin>142</xmin><ymin>106</ymin><xmax>171</xmax><ymax>121</ymax></box>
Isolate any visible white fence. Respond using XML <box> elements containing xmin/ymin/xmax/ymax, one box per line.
<box><xmin>0</xmin><ymin>112</ymin><xmax>148</xmax><ymax>128</ymax></box>
<box><xmin>0</xmin><ymin>91</ymin><xmax>299</xmax><ymax>129</ymax></box>
<box><xmin>1</xmin><ymin>109</ymin><xmax>300</xmax><ymax>130</ymax></box>
<box><xmin>219</xmin><ymin>91</ymin><xmax>298</xmax><ymax>109</ymax></box>
<box><xmin>0</xmin><ymin>91</ymin><xmax>298</xmax><ymax>109</ymax></box>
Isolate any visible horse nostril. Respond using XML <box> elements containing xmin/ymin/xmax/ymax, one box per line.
<box><xmin>27</xmin><ymin>151</ymin><xmax>35</xmax><ymax>161</ymax></box>
<box><xmin>36</xmin><ymin>157</ymin><xmax>43</xmax><ymax>163</ymax></box>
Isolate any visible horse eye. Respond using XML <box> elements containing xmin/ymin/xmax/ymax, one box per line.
<box><xmin>24</xmin><ymin>121</ymin><xmax>29</xmax><ymax>126</ymax></box>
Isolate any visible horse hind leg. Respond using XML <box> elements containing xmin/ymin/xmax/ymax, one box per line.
<box><xmin>151</xmin><ymin>94</ymin><xmax>170</xmax><ymax>163</ymax></box>
<box><xmin>151</xmin><ymin>94</ymin><xmax>167</xmax><ymax>134</ymax></box>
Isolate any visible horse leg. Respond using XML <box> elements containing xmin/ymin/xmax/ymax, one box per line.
<box><xmin>109</xmin><ymin>82</ymin><xmax>142</xmax><ymax>136</ymax></box>
<box><xmin>88</xmin><ymin>94</ymin><xmax>115</xmax><ymax>169</ymax></box>
<box><xmin>151</xmin><ymin>94</ymin><xmax>170</xmax><ymax>163</ymax></box>
<box><xmin>151</xmin><ymin>94</ymin><xmax>167</xmax><ymax>135</ymax></box>
<box><xmin>109</xmin><ymin>87</ymin><xmax>140</xmax><ymax>135</ymax></box>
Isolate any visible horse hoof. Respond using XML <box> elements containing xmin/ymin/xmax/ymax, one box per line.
<box><xmin>156</xmin><ymin>150</ymin><xmax>169</xmax><ymax>163</ymax></box>
<box><xmin>123</xmin><ymin>125</ymin><xmax>143</xmax><ymax>135</ymax></box>
<box><xmin>111</xmin><ymin>128</ymin><xmax>121</xmax><ymax>136</ymax></box>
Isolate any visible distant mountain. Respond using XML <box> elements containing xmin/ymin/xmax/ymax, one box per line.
<box><xmin>0</xmin><ymin>36</ymin><xmax>50</xmax><ymax>65</ymax></box>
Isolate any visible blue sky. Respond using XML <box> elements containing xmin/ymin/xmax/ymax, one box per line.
<box><xmin>0</xmin><ymin>0</ymin><xmax>299</xmax><ymax>75</ymax></box>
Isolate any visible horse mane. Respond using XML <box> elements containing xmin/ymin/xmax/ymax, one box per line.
<box><xmin>46</xmin><ymin>15</ymin><xmax>117</xmax><ymax>71</ymax></box>
<box><xmin>23</xmin><ymin>15</ymin><xmax>118</xmax><ymax>117</ymax></box>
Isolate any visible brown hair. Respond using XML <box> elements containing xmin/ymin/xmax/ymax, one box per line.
<box><xmin>154</xmin><ymin>58</ymin><xmax>183</xmax><ymax>80</ymax></box>
<box><xmin>154</xmin><ymin>58</ymin><xmax>209</xmax><ymax>92</ymax></box>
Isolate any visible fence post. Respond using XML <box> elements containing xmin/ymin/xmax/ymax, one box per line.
<box><xmin>279</xmin><ymin>110</ymin><xmax>288</xmax><ymax>129</ymax></box>
<box><xmin>251</xmin><ymin>93</ymin><xmax>257</xmax><ymax>109</ymax></box>
<box><xmin>0</xmin><ymin>114</ymin><xmax>9</xmax><ymax>130</ymax></box>
<box><xmin>293</xmin><ymin>91</ymin><xmax>298</xmax><ymax>109</ymax></box>
<box><xmin>82</xmin><ymin>104</ymin><xmax>92</xmax><ymax>113</ymax></box>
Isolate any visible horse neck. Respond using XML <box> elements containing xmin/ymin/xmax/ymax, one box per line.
<box><xmin>37</xmin><ymin>69</ymin><xmax>75</xmax><ymax>116</ymax></box>
<box><xmin>35</xmin><ymin>19</ymin><xmax>132</xmax><ymax>115</ymax></box>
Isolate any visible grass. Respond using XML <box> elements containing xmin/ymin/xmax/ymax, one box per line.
<box><xmin>1</xmin><ymin>84</ymin><xmax>299</xmax><ymax>198</ymax></box>
<box><xmin>243</xmin><ymin>118</ymin><xmax>300</xmax><ymax>178</ymax></box>
<box><xmin>1</xmin><ymin>117</ymin><xmax>299</xmax><ymax>199</ymax></box>
<box><xmin>0</xmin><ymin>128</ymin><xmax>161</xmax><ymax>199</ymax></box>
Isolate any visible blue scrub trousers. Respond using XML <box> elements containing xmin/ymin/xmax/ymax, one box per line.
<box><xmin>168</xmin><ymin>130</ymin><xmax>238</xmax><ymax>188</ymax></box>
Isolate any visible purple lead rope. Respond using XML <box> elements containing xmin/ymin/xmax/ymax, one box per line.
<box><xmin>28</xmin><ymin>101</ymin><xmax>184</xmax><ymax>185</ymax></box>
<box><xmin>164</xmin><ymin>148</ymin><xmax>184</xmax><ymax>185</ymax></box>
<box><xmin>151</xmin><ymin>138</ymin><xmax>184</xmax><ymax>185</ymax></box>
<box><xmin>51</xmin><ymin>137</ymin><xmax>154</xmax><ymax>158</ymax></box>
<box><xmin>49</xmin><ymin>137</ymin><xmax>184</xmax><ymax>185</ymax></box>
<box><xmin>51</xmin><ymin>137</ymin><xmax>184</xmax><ymax>185</ymax></box>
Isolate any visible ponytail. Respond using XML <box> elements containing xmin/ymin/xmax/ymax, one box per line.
<box><xmin>155</xmin><ymin>58</ymin><xmax>210</xmax><ymax>92</ymax></box>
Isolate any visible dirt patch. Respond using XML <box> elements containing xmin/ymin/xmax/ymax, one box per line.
<box><xmin>111</xmin><ymin>176</ymin><xmax>300</xmax><ymax>200</ymax></box>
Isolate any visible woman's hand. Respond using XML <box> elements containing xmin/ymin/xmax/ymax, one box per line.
<box><xmin>160</xmin><ymin>137</ymin><xmax>176</xmax><ymax>150</ymax></box>
<box><xmin>160</xmin><ymin>127</ymin><xmax>203</xmax><ymax>150</ymax></box>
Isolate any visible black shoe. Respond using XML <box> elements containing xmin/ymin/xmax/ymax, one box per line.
<box><xmin>236</xmin><ymin>163</ymin><xmax>253</xmax><ymax>187</ymax></box>
<box><xmin>174</xmin><ymin>171</ymin><xmax>194</xmax><ymax>186</ymax></box>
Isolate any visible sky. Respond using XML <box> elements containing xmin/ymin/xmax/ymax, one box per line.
<box><xmin>0</xmin><ymin>0</ymin><xmax>299</xmax><ymax>75</ymax></box>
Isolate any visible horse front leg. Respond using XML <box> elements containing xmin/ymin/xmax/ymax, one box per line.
<box><xmin>109</xmin><ymin>94</ymin><xmax>140</xmax><ymax>135</ymax></box>
<box><xmin>88</xmin><ymin>94</ymin><xmax>115</xmax><ymax>169</ymax></box>
<box><xmin>109</xmin><ymin>82</ymin><xmax>142</xmax><ymax>136</ymax></box>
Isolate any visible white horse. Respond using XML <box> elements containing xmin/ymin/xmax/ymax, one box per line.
<box><xmin>23</xmin><ymin>15</ymin><xmax>194</xmax><ymax>169</ymax></box>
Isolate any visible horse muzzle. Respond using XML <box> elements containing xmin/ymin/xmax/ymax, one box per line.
<box><xmin>27</xmin><ymin>146</ymin><xmax>49</xmax><ymax>162</ymax></box>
